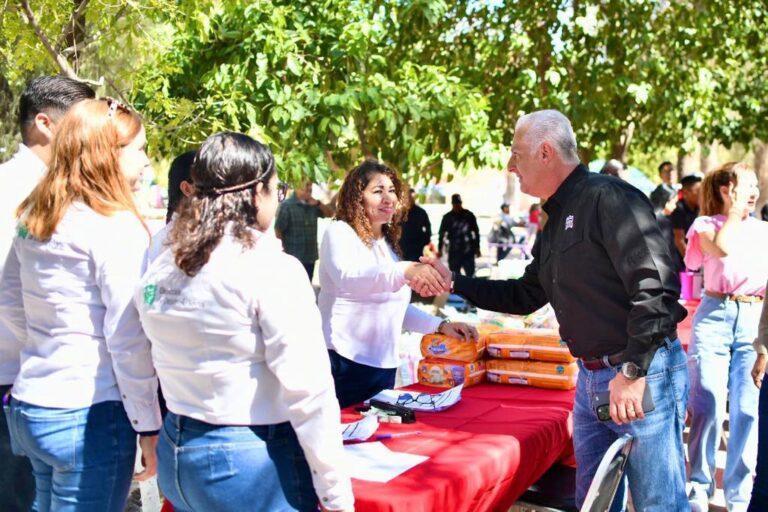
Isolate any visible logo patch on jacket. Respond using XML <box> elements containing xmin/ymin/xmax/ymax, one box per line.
<box><xmin>565</xmin><ymin>215</ymin><xmax>574</xmax><ymax>230</ymax></box>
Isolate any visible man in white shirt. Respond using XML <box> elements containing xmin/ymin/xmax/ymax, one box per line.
<box><xmin>0</xmin><ymin>75</ymin><xmax>94</xmax><ymax>512</ymax></box>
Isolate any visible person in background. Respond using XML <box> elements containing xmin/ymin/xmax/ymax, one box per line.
<box><xmin>0</xmin><ymin>98</ymin><xmax>160</xmax><ymax>511</ymax></box>
<box><xmin>750</xmin><ymin>289</ymin><xmax>768</xmax><ymax>511</ymax></box>
<box><xmin>275</xmin><ymin>181</ymin><xmax>333</xmax><ymax>281</ymax></box>
<box><xmin>671</xmin><ymin>174</ymin><xmax>702</xmax><ymax>261</ymax></box>
<box><xmin>147</xmin><ymin>150</ymin><xmax>196</xmax><ymax>265</ymax></box>
<box><xmin>654</xmin><ymin>187</ymin><xmax>685</xmax><ymax>274</ymax></box>
<box><xmin>399</xmin><ymin>188</ymin><xmax>432</xmax><ymax>262</ymax></box>
<box><xmin>415</xmin><ymin>109</ymin><xmax>689</xmax><ymax>510</ymax></box>
<box><xmin>760</xmin><ymin>203</ymin><xmax>768</xmax><ymax>222</ymax></box>
<box><xmin>0</xmin><ymin>75</ymin><xmax>95</xmax><ymax>512</ymax></box>
<box><xmin>599</xmin><ymin>158</ymin><xmax>627</xmax><ymax>180</ymax></box>
<box><xmin>526</xmin><ymin>202</ymin><xmax>541</xmax><ymax>251</ymax></box>
<box><xmin>650</xmin><ymin>160</ymin><xmax>678</xmax><ymax>211</ymax></box>
<box><xmin>319</xmin><ymin>160</ymin><xmax>478</xmax><ymax>408</ymax></box>
<box><xmin>489</xmin><ymin>203</ymin><xmax>516</xmax><ymax>262</ymax></box>
<box><xmin>438</xmin><ymin>193</ymin><xmax>480</xmax><ymax>277</ymax></box>
<box><xmin>137</xmin><ymin>132</ymin><xmax>353</xmax><ymax>512</ymax></box>
<box><xmin>684</xmin><ymin>162</ymin><xmax>768</xmax><ymax>512</ymax></box>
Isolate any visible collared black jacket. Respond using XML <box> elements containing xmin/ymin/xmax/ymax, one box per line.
<box><xmin>454</xmin><ymin>164</ymin><xmax>687</xmax><ymax>371</ymax></box>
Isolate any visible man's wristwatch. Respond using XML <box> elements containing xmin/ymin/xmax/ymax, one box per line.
<box><xmin>620</xmin><ymin>362</ymin><xmax>646</xmax><ymax>380</ymax></box>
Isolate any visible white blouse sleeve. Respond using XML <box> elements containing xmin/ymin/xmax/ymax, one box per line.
<box><xmin>258</xmin><ymin>255</ymin><xmax>354</xmax><ymax>510</ymax></box>
<box><xmin>320</xmin><ymin>221</ymin><xmax>410</xmax><ymax>294</ymax></box>
<box><xmin>403</xmin><ymin>303</ymin><xmax>443</xmax><ymax>334</ymax></box>
<box><xmin>94</xmin><ymin>217</ymin><xmax>161</xmax><ymax>433</ymax></box>
<box><xmin>0</xmin><ymin>239</ymin><xmax>26</xmax><ymax>384</ymax></box>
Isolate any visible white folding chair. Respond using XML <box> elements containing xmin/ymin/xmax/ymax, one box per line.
<box><xmin>580</xmin><ymin>434</ymin><xmax>633</xmax><ymax>512</ymax></box>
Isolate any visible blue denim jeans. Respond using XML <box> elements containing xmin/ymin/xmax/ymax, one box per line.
<box><xmin>158</xmin><ymin>412</ymin><xmax>317</xmax><ymax>512</ymax></box>
<box><xmin>748</xmin><ymin>376</ymin><xmax>768</xmax><ymax>511</ymax></box>
<box><xmin>1</xmin><ymin>385</ymin><xmax>35</xmax><ymax>512</ymax></box>
<box><xmin>573</xmin><ymin>338</ymin><xmax>689</xmax><ymax>511</ymax></box>
<box><xmin>6</xmin><ymin>398</ymin><xmax>137</xmax><ymax>512</ymax></box>
<box><xmin>688</xmin><ymin>296</ymin><xmax>760</xmax><ymax>511</ymax></box>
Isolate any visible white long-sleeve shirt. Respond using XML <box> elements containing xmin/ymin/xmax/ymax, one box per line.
<box><xmin>0</xmin><ymin>145</ymin><xmax>46</xmax><ymax>385</ymax></box>
<box><xmin>135</xmin><ymin>229</ymin><xmax>354</xmax><ymax>510</ymax></box>
<box><xmin>318</xmin><ymin>220</ymin><xmax>442</xmax><ymax>368</ymax></box>
<box><xmin>0</xmin><ymin>203</ymin><xmax>161</xmax><ymax>432</ymax></box>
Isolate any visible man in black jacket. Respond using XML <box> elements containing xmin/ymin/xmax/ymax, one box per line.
<box><xmin>438</xmin><ymin>194</ymin><xmax>480</xmax><ymax>276</ymax></box>
<box><xmin>413</xmin><ymin>109</ymin><xmax>689</xmax><ymax>510</ymax></box>
<box><xmin>399</xmin><ymin>188</ymin><xmax>432</xmax><ymax>262</ymax></box>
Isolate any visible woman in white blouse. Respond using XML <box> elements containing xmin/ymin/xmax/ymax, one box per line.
<box><xmin>319</xmin><ymin>159</ymin><xmax>478</xmax><ymax>408</ymax></box>
<box><xmin>0</xmin><ymin>98</ymin><xmax>160</xmax><ymax>511</ymax></box>
<box><xmin>136</xmin><ymin>133</ymin><xmax>353</xmax><ymax>512</ymax></box>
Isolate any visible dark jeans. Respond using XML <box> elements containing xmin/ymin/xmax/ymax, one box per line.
<box><xmin>0</xmin><ymin>385</ymin><xmax>35</xmax><ymax>512</ymax></box>
<box><xmin>749</xmin><ymin>379</ymin><xmax>768</xmax><ymax>511</ymax></box>
<box><xmin>328</xmin><ymin>351</ymin><xmax>396</xmax><ymax>408</ymax></box>
<box><xmin>301</xmin><ymin>261</ymin><xmax>315</xmax><ymax>282</ymax></box>
<box><xmin>448</xmin><ymin>252</ymin><xmax>475</xmax><ymax>277</ymax></box>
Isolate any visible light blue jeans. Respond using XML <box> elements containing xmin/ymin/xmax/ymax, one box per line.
<box><xmin>688</xmin><ymin>295</ymin><xmax>761</xmax><ymax>511</ymax></box>
<box><xmin>573</xmin><ymin>338</ymin><xmax>689</xmax><ymax>511</ymax></box>
<box><xmin>158</xmin><ymin>412</ymin><xmax>318</xmax><ymax>511</ymax></box>
<box><xmin>5</xmin><ymin>398</ymin><xmax>137</xmax><ymax>512</ymax></box>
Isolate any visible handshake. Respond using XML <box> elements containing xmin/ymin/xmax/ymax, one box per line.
<box><xmin>404</xmin><ymin>256</ymin><xmax>453</xmax><ymax>298</ymax></box>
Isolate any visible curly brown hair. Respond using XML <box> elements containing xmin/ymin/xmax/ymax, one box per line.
<box><xmin>335</xmin><ymin>159</ymin><xmax>406</xmax><ymax>255</ymax></box>
<box><xmin>169</xmin><ymin>132</ymin><xmax>276</xmax><ymax>276</ymax></box>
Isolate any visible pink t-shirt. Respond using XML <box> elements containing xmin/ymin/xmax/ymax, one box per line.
<box><xmin>685</xmin><ymin>215</ymin><xmax>768</xmax><ymax>296</ymax></box>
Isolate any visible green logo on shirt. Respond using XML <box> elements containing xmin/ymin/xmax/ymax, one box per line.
<box><xmin>17</xmin><ymin>225</ymin><xmax>29</xmax><ymax>239</ymax></box>
<box><xmin>143</xmin><ymin>284</ymin><xmax>157</xmax><ymax>305</ymax></box>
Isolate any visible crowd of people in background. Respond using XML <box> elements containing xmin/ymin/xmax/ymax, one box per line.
<box><xmin>1</xmin><ymin>75</ymin><xmax>767</xmax><ymax>512</ymax></box>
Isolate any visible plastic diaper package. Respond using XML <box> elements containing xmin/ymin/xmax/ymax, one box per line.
<box><xmin>483</xmin><ymin>328</ymin><xmax>575</xmax><ymax>363</ymax></box>
<box><xmin>485</xmin><ymin>359</ymin><xmax>578</xmax><ymax>390</ymax></box>
<box><xmin>418</xmin><ymin>358</ymin><xmax>486</xmax><ymax>388</ymax></box>
<box><xmin>420</xmin><ymin>333</ymin><xmax>486</xmax><ymax>363</ymax></box>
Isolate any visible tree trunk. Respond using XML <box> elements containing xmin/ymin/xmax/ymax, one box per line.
<box><xmin>755</xmin><ymin>140</ymin><xmax>768</xmax><ymax>215</ymax></box>
<box><xmin>677</xmin><ymin>145</ymin><xmax>701</xmax><ymax>178</ymax></box>
<box><xmin>610</xmin><ymin>122</ymin><xmax>635</xmax><ymax>162</ymax></box>
<box><xmin>700</xmin><ymin>140</ymin><xmax>719</xmax><ymax>173</ymax></box>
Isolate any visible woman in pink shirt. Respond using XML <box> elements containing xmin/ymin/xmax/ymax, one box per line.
<box><xmin>684</xmin><ymin>162</ymin><xmax>768</xmax><ymax>512</ymax></box>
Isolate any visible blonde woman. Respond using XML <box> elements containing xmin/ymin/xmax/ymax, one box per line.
<box><xmin>685</xmin><ymin>162</ymin><xmax>768</xmax><ymax>512</ymax></box>
<box><xmin>0</xmin><ymin>98</ymin><xmax>160</xmax><ymax>511</ymax></box>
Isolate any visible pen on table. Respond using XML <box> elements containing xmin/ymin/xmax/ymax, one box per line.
<box><xmin>374</xmin><ymin>431</ymin><xmax>422</xmax><ymax>441</ymax></box>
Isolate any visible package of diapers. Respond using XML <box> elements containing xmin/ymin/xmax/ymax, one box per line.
<box><xmin>483</xmin><ymin>328</ymin><xmax>575</xmax><ymax>363</ymax></box>
<box><xmin>486</xmin><ymin>359</ymin><xmax>577</xmax><ymax>390</ymax></box>
<box><xmin>420</xmin><ymin>333</ymin><xmax>486</xmax><ymax>363</ymax></box>
<box><xmin>418</xmin><ymin>358</ymin><xmax>486</xmax><ymax>388</ymax></box>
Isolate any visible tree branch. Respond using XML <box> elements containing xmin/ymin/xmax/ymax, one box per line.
<box><xmin>18</xmin><ymin>0</ymin><xmax>78</xmax><ymax>78</ymax></box>
<box><xmin>57</xmin><ymin>0</ymin><xmax>90</xmax><ymax>51</ymax></box>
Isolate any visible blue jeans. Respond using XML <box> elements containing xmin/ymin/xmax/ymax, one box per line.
<box><xmin>1</xmin><ymin>386</ymin><xmax>35</xmax><ymax>512</ymax></box>
<box><xmin>158</xmin><ymin>412</ymin><xmax>317</xmax><ymax>511</ymax></box>
<box><xmin>328</xmin><ymin>350</ymin><xmax>396</xmax><ymax>408</ymax></box>
<box><xmin>6</xmin><ymin>398</ymin><xmax>137</xmax><ymax>512</ymax></box>
<box><xmin>749</xmin><ymin>376</ymin><xmax>768</xmax><ymax>511</ymax></box>
<box><xmin>573</xmin><ymin>338</ymin><xmax>689</xmax><ymax>511</ymax></box>
<box><xmin>688</xmin><ymin>296</ymin><xmax>760</xmax><ymax>511</ymax></box>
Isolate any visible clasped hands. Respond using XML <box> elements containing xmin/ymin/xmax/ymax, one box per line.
<box><xmin>404</xmin><ymin>257</ymin><xmax>452</xmax><ymax>298</ymax></box>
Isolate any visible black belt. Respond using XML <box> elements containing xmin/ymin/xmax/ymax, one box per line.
<box><xmin>580</xmin><ymin>330</ymin><xmax>677</xmax><ymax>371</ymax></box>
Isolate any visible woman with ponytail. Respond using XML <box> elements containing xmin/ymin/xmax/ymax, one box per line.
<box><xmin>136</xmin><ymin>132</ymin><xmax>353</xmax><ymax>512</ymax></box>
<box><xmin>0</xmin><ymin>98</ymin><xmax>160</xmax><ymax>511</ymax></box>
<box><xmin>684</xmin><ymin>162</ymin><xmax>768</xmax><ymax>511</ymax></box>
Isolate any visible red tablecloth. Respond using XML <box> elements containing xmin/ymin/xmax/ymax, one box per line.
<box><xmin>678</xmin><ymin>298</ymin><xmax>699</xmax><ymax>351</ymax></box>
<box><xmin>345</xmin><ymin>383</ymin><xmax>575</xmax><ymax>512</ymax></box>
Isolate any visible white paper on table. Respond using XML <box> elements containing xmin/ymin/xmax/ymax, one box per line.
<box><xmin>367</xmin><ymin>383</ymin><xmax>464</xmax><ymax>412</ymax></box>
<box><xmin>342</xmin><ymin>442</ymin><xmax>428</xmax><ymax>483</ymax></box>
<box><xmin>340</xmin><ymin>414</ymin><xmax>379</xmax><ymax>442</ymax></box>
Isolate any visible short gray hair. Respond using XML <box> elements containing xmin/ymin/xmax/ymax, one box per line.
<box><xmin>515</xmin><ymin>110</ymin><xmax>580</xmax><ymax>164</ymax></box>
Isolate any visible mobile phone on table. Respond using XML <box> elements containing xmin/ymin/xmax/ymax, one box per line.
<box><xmin>593</xmin><ymin>386</ymin><xmax>654</xmax><ymax>422</ymax></box>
